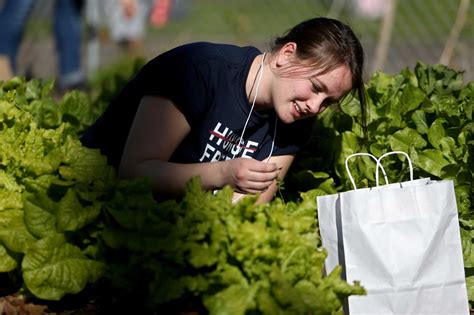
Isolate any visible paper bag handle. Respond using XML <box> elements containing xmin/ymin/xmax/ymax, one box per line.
<box><xmin>375</xmin><ymin>151</ymin><xmax>413</xmax><ymax>186</ymax></box>
<box><xmin>345</xmin><ymin>153</ymin><xmax>388</xmax><ymax>190</ymax></box>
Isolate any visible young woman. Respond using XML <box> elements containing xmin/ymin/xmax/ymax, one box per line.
<box><xmin>81</xmin><ymin>17</ymin><xmax>366</xmax><ymax>203</ymax></box>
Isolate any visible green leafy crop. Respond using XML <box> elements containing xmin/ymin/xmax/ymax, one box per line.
<box><xmin>0</xmin><ymin>77</ymin><xmax>362</xmax><ymax>313</ymax></box>
<box><xmin>0</xmin><ymin>97</ymin><xmax>109</xmax><ymax>301</ymax></box>
<box><xmin>99</xmin><ymin>178</ymin><xmax>364</xmax><ymax>314</ymax></box>
<box><xmin>1</xmin><ymin>61</ymin><xmax>471</xmax><ymax>312</ymax></box>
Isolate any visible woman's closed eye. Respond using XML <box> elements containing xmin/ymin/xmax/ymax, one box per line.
<box><xmin>311</xmin><ymin>81</ymin><xmax>322</xmax><ymax>93</ymax></box>
<box><xmin>310</xmin><ymin>80</ymin><xmax>337</xmax><ymax>108</ymax></box>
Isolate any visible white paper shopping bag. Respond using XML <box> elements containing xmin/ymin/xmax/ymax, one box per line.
<box><xmin>317</xmin><ymin>151</ymin><xmax>469</xmax><ymax>314</ymax></box>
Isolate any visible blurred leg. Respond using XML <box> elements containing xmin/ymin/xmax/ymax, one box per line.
<box><xmin>0</xmin><ymin>56</ymin><xmax>13</xmax><ymax>81</ymax></box>
<box><xmin>0</xmin><ymin>0</ymin><xmax>35</xmax><ymax>72</ymax></box>
<box><xmin>54</xmin><ymin>0</ymin><xmax>85</xmax><ymax>89</ymax></box>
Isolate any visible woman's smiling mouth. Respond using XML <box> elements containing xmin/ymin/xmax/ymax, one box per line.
<box><xmin>293</xmin><ymin>101</ymin><xmax>309</xmax><ymax>119</ymax></box>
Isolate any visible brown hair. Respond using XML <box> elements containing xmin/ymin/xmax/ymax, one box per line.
<box><xmin>271</xmin><ymin>17</ymin><xmax>367</xmax><ymax>129</ymax></box>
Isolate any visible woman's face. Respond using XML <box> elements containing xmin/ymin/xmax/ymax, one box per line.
<box><xmin>268</xmin><ymin>43</ymin><xmax>353</xmax><ymax>124</ymax></box>
<box><xmin>271</xmin><ymin>65</ymin><xmax>353</xmax><ymax>124</ymax></box>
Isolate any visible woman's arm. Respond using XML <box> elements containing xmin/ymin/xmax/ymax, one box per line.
<box><xmin>119</xmin><ymin>96</ymin><xmax>281</xmax><ymax>198</ymax></box>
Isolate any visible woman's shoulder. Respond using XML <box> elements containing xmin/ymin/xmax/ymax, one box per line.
<box><xmin>171</xmin><ymin>41</ymin><xmax>258</xmax><ymax>54</ymax></box>
<box><xmin>154</xmin><ymin>42</ymin><xmax>260</xmax><ymax>65</ymax></box>
<box><xmin>133</xmin><ymin>42</ymin><xmax>260</xmax><ymax>95</ymax></box>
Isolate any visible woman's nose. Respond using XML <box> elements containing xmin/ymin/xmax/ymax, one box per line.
<box><xmin>305</xmin><ymin>96</ymin><xmax>323</xmax><ymax>114</ymax></box>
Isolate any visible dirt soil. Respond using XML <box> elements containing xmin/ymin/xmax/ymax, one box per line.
<box><xmin>0</xmin><ymin>295</ymin><xmax>97</xmax><ymax>315</ymax></box>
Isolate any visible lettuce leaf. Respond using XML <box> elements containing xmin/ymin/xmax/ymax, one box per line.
<box><xmin>22</xmin><ymin>233</ymin><xmax>105</xmax><ymax>300</ymax></box>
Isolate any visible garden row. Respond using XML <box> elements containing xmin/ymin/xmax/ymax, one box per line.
<box><xmin>0</xmin><ymin>61</ymin><xmax>472</xmax><ymax>314</ymax></box>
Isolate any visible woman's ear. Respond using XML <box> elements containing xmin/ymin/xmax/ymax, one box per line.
<box><xmin>275</xmin><ymin>42</ymin><xmax>297</xmax><ymax>67</ymax></box>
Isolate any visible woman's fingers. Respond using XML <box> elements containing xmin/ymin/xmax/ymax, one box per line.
<box><xmin>229</xmin><ymin>158</ymin><xmax>281</xmax><ymax>193</ymax></box>
<box><xmin>234</xmin><ymin>179</ymin><xmax>275</xmax><ymax>194</ymax></box>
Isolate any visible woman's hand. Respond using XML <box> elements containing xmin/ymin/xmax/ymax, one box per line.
<box><xmin>223</xmin><ymin>158</ymin><xmax>280</xmax><ymax>194</ymax></box>
<box><xmin>231</xmin><ymin>155</ymin><xmax>295</xmax><ymax>204</ymax></box>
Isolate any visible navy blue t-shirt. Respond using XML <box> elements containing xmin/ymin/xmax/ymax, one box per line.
<box><xmin>81</xmin><ymin>42</ymin><xmax>313</xmax><ymax>169</ymax></box>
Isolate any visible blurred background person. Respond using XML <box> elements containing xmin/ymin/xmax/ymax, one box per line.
<box><xmin>103</xmin><ymin>0</ymin><xmax>154</xmax><ymax>57</ymax></box>
<box><xmin>149</xmin><ymin>0</ymin><xmax>171</xmax><ymax>29</ymax></box>
<box><xmin>0</xmin><ymin>0</ymin><xmax>86</xmax><ymax>91</ymax></box>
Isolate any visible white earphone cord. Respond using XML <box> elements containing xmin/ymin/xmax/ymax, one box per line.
<box><xmin>231</xmin><ymin>52</ymin><xmax>277</xmax><ymax>203</ymax></box>
<box><xmin>234</xmin><ymin>52</ymin><xmax>277</xmax><ymax>162</ymax></box>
